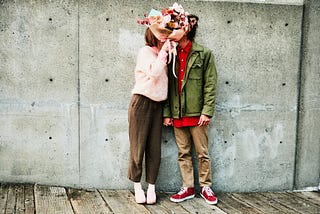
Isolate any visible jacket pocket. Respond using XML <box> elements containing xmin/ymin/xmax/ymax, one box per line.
<box><xmin>188</xmin><ymin>61</ymin><xmax>203</xmax><ymax>81</ymax></box>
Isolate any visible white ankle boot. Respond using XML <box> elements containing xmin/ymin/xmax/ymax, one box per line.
<box><xmin>147</xmin><ymin>184</ymin><xmax>156</xmax><ymax>204</ymax></box>
<box><xmin>134</xmin><ymin>182</ymin><xmax>146</xmax><ymax>204</ymax></box>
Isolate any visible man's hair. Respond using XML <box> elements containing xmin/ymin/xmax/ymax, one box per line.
<box><xmin>145</xmin><ymin>27</ymin><xmax>159</xmax><ymax>47</ymax></box>
<box><xmin>187</xmin><ymin>14</ymin><xmax>199</xmax><ymax>41</ymax></box>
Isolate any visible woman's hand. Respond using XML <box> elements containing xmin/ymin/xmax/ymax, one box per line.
<box><xmin>163</xmin><ymin>117</ymin><xmax>173</xmax><ymax>126</ymax></box>
<box><xmin>161</xmin><ymin>40</ymin><xmax>176</xmax><ymax>53</ymax></box>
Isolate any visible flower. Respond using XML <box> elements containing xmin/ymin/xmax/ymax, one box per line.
<box><xmin>161</xmin><ymin>3</ymin><xmax>189</xmax><ymax>31</ymax></box>
<box><xmin>137</xmin><ymin>2</ymin><xmax>189</xmax><ymax>38</ymax></box>
<box><xmin>137</xmin><ymin>3</ymin><xmax>190</xmax><ymax>78</ymax></box>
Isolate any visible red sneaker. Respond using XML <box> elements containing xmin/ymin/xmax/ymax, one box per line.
<box><xmin>200</xmin><ymin>186</ymin><xmax>218</xmax><ymax>205</ymax></box>
<box><xmin>170</xmin><ymin>187</ymin><xmax>195</xmax><ymax>203</ymax></box>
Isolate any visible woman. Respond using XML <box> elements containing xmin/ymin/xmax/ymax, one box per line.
<box><xmin>128</xmin><ymin>28</ymin><xmax>173</xmax><ymax>204</ymax></box>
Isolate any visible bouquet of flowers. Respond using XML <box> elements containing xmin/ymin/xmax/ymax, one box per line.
<box><xmin>137</xmin><ymin>3</ymin><xmax>190</xmax><ymax>78</ymax></box>
<box><xmin>137</xmin><ymin>2</ymin><xmax>190</xmax><ymax>41</ymax></box>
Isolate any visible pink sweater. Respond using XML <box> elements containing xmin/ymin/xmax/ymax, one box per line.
<box><xmin>131</xmin><ymin>46</ymin><xmax>168</xmax><ymax>102</ymax></box>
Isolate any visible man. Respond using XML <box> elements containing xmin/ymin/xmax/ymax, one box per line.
<box><xmin>163</xmin><ymin>14</ymin><xmax>218</xmax><ymax>205</ymax></box>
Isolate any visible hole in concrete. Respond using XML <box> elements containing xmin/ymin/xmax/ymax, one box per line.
<box><xmin>49</xmin><ymin>18</ymin><xmax>52</xmax><ymax>21</ymax></box>
<box><xmin>224</xmin><ymin>141</ymin><xmax>227</xmax><ymax>144</ymax></box>
<box><xmin>49</xmin><ymin>78</ymin><xmax>53</xmax><ymax>82</ymax></box>
<box><xmin>285</xmin><ymin>23</ymin><xmax>288</xmax><ymax>26</ymax></box>
<box><xmin>225</xmin><ymin>81</ymin><xmax>229</xmax><ymax>85</ymax></box>
<box><xmin>282</xmin><ymin>83</ymin><xmax>286</xmax><ymax>86</ymax></box>
<box><xmin>105</xmin><ymin>138</ymin><xmax>108</xmax><ymax>141</ymax></box>
<box><xmin>280</xmin><ymin>141</ymin><xmax>283</xmax><ymax>144</ymax></box>
<box><xmin>227</xmin><ymin>20</ymin><xmax>231</xmax><ymax>24</ymax></box>
<box><xmin>49</xmin><ymin>137</ymin><xmax>52</xmax><ymax>140</ymax></box>
<box><xmin>106</xmin><ymin>18</ymin><xmax>109</xmax><ymax>21</ymax></box>
<box><xmin>105</xmin><ymin>79</ymin><xmax>109</xmax><ymax>82</ymax></box>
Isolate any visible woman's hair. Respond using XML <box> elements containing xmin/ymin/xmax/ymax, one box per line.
<box><xmin>145</xmin><ymin>28</ymin><xmax>159</xmax><ymax>47</ymax></box>
<box><xmin>187</xmin><ymin>14</ymin><xmax>199</xmax><ymax>41</ymax></box>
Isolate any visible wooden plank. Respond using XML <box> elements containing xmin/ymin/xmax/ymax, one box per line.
<box><xmin>215</xmin><ymin>193</ymin><xmax>241</xmax><ymax>214</ymax></box>
<box><xmin>293</xmin><ymin>191</ymin><xmax>320</xmax><ymax>205</ymax></box>
<box><xmin>186</xmin><ymin>195</ymin><xmax>227</xmax><ymax>214</ymax></box>
<box><xmin>3</xmin><ymin>184</ymin><xmax>25</xmax><ymax>214</ymax></box>
<box><xmin>261</xmin><ymin>192</ymin><xmax>320</xmax><ymax>214</ymax></box>
<box><xmin>146</xmin><ymin>192</ymin><xmax>186</xmax><ymax>214</ymax></box>
<box><xmin>154</xmin><ymin>192</ymin><xmax>194</xmax><ymax>213</ymax></box>
<box><xmin>35</xmin><ymin>184</ymin><xmax>74</xmax><ymax>214</ymax></box>
<box><xmin>14</xmin><ymin>185</ymin><xmax>25</xmax><ymax>214</ymax></box>
<box><xmin>144</xmin><ymin>192</ymin><xmax>172</xmax><ymax>214</ymax></box>
<box><xmin>217</xmin><ymin>193</ymin><xmax>264</xmax><ymax>214</ymax></box>
<box><xmin>232</xmin><ymin>192</ymin><xmax>296</xmax><ymax>214</ymax></box>
<box><xmin>195</xmin><ymin>196</ymin><xmax>228</xmax><ymax>214</ymax></box>
<box><xmin>24</xmin><ymin>184</ymin><xmax>35</xmax><ymax>214</ymax></box>
<box><xmin>5</xmin><ymin>184</ymin><xmax>17</xmax><ymax>214</ymax></box>
<box><xmin>0</xmin><ymin>184</ymin><xmax>9</xmax><ymax>213</ymax></box>
<box><xmin>68</xmin><ymin>188</ymin><xmax>112</xmax><ymax>214</ymax></box>
<box><xmin>99</xmin><ymin>189</ymin><xmax>150</xmax><ymax>213</ymax></box>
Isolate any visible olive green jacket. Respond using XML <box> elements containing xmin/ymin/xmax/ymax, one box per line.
<box><xmin>163</xmin><ymin>42</ymin><xmax>217</xmax><ymax>119</ymax></box>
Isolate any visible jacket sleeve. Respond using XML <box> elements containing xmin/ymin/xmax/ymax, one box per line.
<box><xmin>201</xmin><ymin>50</ymin><xmax>217</xmax><ymax>117</ymax></box>
<box><xmin>163</xmin><ymin>98</ymin><xmax>172</xmax><ymax>118</ymax></box>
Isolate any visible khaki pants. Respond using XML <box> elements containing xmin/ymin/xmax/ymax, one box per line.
<box><xmin>127</xmin><ymin>94</ymin><xmax>162</xmax><ymax>184</ymax></box>
<box><xmin>174</xmin><ymin>126</ymin><xmax>212</xmax><ymax>187</ymax></box>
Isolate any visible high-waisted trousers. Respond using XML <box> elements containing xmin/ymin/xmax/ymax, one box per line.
<box><xmin>128</xmin><ymin>94</ymin><xmax>162</xmax><ymax>184</ymax></box>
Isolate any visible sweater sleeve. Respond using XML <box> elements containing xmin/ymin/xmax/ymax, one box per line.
<box><xmin>135</xmin><ymin>46</ymin><xmax>168</xmax><ymax>79</ymax></box>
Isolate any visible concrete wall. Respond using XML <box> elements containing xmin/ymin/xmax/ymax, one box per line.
<box><xmin>0</xmin><ymin>0</ymin><xmax>319</xmax><ymax>192</ymax></box>
<box><xmin>294</xmin><ymin>0</ymin><xmax>320</xmax><ymax>190</ymax></box>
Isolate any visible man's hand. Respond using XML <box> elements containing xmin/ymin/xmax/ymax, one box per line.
<box><xmin>198</xmin><ymin>115</ymin><xmax>211</xmax><ymax>126</ymax></box>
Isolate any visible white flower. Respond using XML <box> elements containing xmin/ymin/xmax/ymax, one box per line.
<box><xmin>171</xmin><ymin>2</ymin><xmax>184</xmax><ymax>14</ymax></box>
<box><xmin>163</xmin><ymin>14</ymin><xmax>171</xmax><ymax>24</ymax></box>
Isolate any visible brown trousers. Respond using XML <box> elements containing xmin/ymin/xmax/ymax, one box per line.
<box><xmin>174</xmin><ymin>126</ymin><xmax>212</xmax><ymax>187</ymax></box>
<box><xmin>128</xmin><ymin>94</ymin><xmax>163</xmax><ymax>184</ymax></box>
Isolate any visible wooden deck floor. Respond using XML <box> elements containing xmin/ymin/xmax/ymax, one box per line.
<box><xmin>0</xmin><ymin>183</ymin><xmax>319</xmax><ymax>213</ymax></box>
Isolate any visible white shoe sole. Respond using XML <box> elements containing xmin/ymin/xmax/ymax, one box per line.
<box><xmin>200</xmin><ymin>193</ymin><xmax>218</xmax><ymax>205</ymax></box>
<box><xmin>170</xmin><ymin>194</ymin><xmax>195</xmax><ymax>203</ymax></box>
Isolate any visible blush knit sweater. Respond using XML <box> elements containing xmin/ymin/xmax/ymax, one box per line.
<box><xmin>131</xmin><ymin>46</ymin><xmax>168</xmax><ymax>102</ymax></box>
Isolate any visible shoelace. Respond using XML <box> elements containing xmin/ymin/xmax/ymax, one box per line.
<box><xmin>203</xmin><ymin>187</ymin><xmax>214</xmax><ymax>196</ymax></box>
<box><xmin>178</xmin><ymin>187</ymin><xmax>188</xmax><ymax>195</ymax></box>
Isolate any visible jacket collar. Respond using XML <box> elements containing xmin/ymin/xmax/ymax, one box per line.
<box><xmin>190</xmin><ymin>42</ymin><xmax>204</xmax><ymax>52</ymax></box>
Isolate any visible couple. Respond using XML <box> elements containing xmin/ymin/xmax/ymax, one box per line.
<box><xmin>127</xmin><ymin>4</ymin><xmax>218</xmax><ymax>206</ymax></box>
